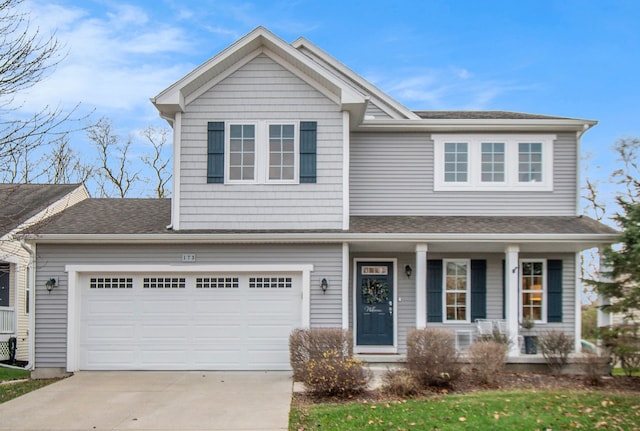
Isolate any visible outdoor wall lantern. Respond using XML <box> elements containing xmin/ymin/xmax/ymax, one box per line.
<box><xmin>45</xmin><ymin>278</ymin><xmax>57</xmax><ymax>293</ymax></box>
<box><xmin>405</xmin><ymin>264</ymin><xmax>413</xmax><ymax>278</ymax></box>
<box><xmin>320</xmin><ymin>278</ymin><xmax>328</xmax><ymax>293</ymax></box>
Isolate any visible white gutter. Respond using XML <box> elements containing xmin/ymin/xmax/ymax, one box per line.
<box><xmin>19</xmin><ymin>240</ymin><xmax>35</xmax><ymax>371</ymax></box>
<box><xmin>356</xmin><ymin>118</ymin><xmax>598</xmax><ymax>133</ymax></box>
<box><xmin>24</xmin><ymin>232</ymin><xmax>619</xmax><ymax>245</ymax></box>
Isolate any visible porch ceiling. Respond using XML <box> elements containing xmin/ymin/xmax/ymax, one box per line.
<box><xmin>348</xmin><ymin>240</ymin><xmax>599</xmax><ymax>254</ymax></box>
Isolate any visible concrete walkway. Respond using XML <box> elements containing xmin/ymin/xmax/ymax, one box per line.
<box><xmin>0</xmin><ymin>371</ymin><xmax>292</xmax><ymax>430</ymax></box>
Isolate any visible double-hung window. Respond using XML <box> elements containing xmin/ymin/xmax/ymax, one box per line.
<box><xmin>268</xmin><ymin>124</ymin><xmax>295</xmax><ymax>181</ymax></box>
<box><xmin>225</xmin><ymin>121</ymin><xmax>298</xmax><ymax>184</ymax></box>
<box><xmin>481</xmin><ymin>142</ymin><xmax>505</xmax><ymax>182</ymax></box>
<box><xmin>229</xmin><ymin>124</ymin><xmax>256</xmax><ymax>181</ymax></box>
<box><xmin>443</xmin><ymin>259</ymin><xmax>470</xmax><ymax>322</ymax></box>
<box><xmin>433</xmin><ymin>134</ymin><xmax>554</xmax><ymax>191</ymax></box>
<box><xmin>520</xmin><ymin>260</ymin><xmax>546</xmax><ymax>322</ymax></box>
<box><xmin>444</xmin><ymin>143</ymin><xmax>468</xmax><ymax>183</ymax></box>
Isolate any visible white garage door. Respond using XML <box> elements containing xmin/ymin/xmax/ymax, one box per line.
<box><xmin>79</xmin><ymin>272</ymin><xmax>302</xmax><ymax>370</ymax></box>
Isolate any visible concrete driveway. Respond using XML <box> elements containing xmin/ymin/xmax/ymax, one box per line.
<box><xmin>0</xmin><ymin>371</ymin><xmax>292</xmax><ymax>430</ymax></box>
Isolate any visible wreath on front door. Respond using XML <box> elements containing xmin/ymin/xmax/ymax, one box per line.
<box><xmin>361</xmin><ymin>278</ymin><xmax>389</xmax><ymax>304</ymax></box>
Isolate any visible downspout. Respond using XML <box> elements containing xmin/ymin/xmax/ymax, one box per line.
<box><xmin>19</xmin><ymin>240</ymin><xmax>35</xmax><ymax>371</ymax></box>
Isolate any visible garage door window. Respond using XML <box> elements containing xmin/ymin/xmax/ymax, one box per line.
<box><xmin>196</xmin><ymin>277</ymin><xmax>239</xmax><ymax>289</ymax></box>
<box><xmin>143</xmin><ymin>277</ymin><xmax>186</xmax><ymax>289</ymax></box>
<box><xmin>90</xmin><ymin>277</ymin><xmax>133</xmax><ymax>289</ymax></box>
<box><xmin>249</xmin><ymin>276</ymin><xmax>292</xmax><ymax>289</ymax></box>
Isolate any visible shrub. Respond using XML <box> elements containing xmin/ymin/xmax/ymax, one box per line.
<box><xmin>381</xmin><ymin>368</ymin><xmax>421</xmax><ymax>397</ymax></box>
<box><xmin>468</xmin><ymin>340</ymin><xmax>508</xmax><ymax>385</ymax></box>
<box><xmin>289</xmin><ymin>328</ymin><xmax>353</xmax><ymax>381</ymax></box>
<box><xmin>406</xmin><ymin>328</ymin><xmax>460</xmax><ymax>388</ymax></box>
<box><xmin>577</xmin><ymin>349</ymin><xmax>610</xmax><ymax>386</ymax></box>
<box><xmin>303</xmin><ymin>350</ymin><xmax>371</xmax><ymax>397</ymax></box>
<box><xmin>599</xmin><ymin>323</ymin><xmax>640</xmax><ymax>377</ymax></box>
<box><xmin>475</xmin><ymin>329</ymin><xmax>511</xmax><ymax>347</ymax></box>
<box><xmin>537</xmin><ymin>330</ymin><xmax>574</xmax><ymax>376</ymax></box>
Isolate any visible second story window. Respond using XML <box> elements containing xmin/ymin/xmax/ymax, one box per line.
<box><xmin>518</xmin><ymin>143</ymin><xmax>543</xmax><ymax>183</ymax></box>
<box><xmin>269</xmin><ymin>124</ymin><xmax>295</xmax><ymax>181</ymax></box>
<box><xmin>223</xmin><ymin>121</ymin><xmax>300</xmax><ymax>184</ymax></box>
<box><xmin>229</xmin><ymin>125</ymin><xmax>256</xmax><ymax>181</ymax></box>
<box><xmin>433</xmin><ymin>134</ymin><xmax>554</xmax><ymax>191</ymax></box>
<box><xmin>481</xmin><ymin>142</ymin><xmax>505</xmax><ymax>182</ymax></box>
<box><xmin>444</xmin><ymin>143</ymin><xmax>468</xmax><ymax>183</ymax></box>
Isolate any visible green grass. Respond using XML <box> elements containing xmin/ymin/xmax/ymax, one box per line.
<box><xmin>0</xmin><ymin>367</ymin><xmax>59</xmax><ymax>404</ymax></box>
<box><xmin>612</xmin><ymin>367</ymin><xmax>640</xmax><ymax>377</ymax></box>
<box><xmin>290</xmin><ymin>390</ymin><xmax>640</xmax><ymax>431</ymax></box>
<box><xmin>0</xmin><ymin>367</ymin><xmax>30</xmax><ymax>381</ymax></box>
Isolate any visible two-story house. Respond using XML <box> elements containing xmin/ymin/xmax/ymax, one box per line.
<box><xmin>24</xmin><ymin>27</ymin><xmax>617</xmax><ymax>378</ymax></box>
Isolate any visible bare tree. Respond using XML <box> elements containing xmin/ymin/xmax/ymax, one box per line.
<box><xmin>41</xmin><ymin>137</ymin><xmax>93</xmax><ymax>184</ymax></box>
<box><xmin>611</xmin><ymin>137</ymin><xmax>640</xmax><ymax>204</ymax></box>
<box><xmin>141</xmin><ymin>126</ymin><xmax>171</xmax><ymax>198</ymax></box>
<box><xmin>0</xmin><ymin>0</ymin><xmax>85</xmax><ymax>164</ymax></box>
<box><xmin>88</xmin><ymin>118</ymin><xmax>140</xmax><ymax>198</ymax></box>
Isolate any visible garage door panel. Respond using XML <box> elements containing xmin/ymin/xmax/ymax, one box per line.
<box><xmin>80</xmin><ymin>272</ymin><xmax>302</xmax><ymax>370</ymax></box>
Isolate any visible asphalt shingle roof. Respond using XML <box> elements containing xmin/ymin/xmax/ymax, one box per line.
<box><xmin>25</xmin><ymin>198</ymin><xmax>618</xmax><ymax>237</ymax></box>
<box><xmin>0</xmin><ymin>183</ymin><xmax>82</xmax><ymax>234</ymax></box>
<box><xmin>413</xmin><ymin>111</ymin><xmax>579</xmax><ymax>120</ymax></box>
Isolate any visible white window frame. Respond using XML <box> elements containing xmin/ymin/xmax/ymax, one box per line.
<box><xmin>225</xmin><ymin>121</ymin><xmax>299</xmax><ymax>185</ymax></box>
<box><xmin>519</xmin><ymin>259</ymin><xmax>547</xmax><ymax>324</ymax></box>
<box><xmin>433</xmin><ymin>134</ymin><xmax>555</xmax><ymax>191</ymax></box>
<box><xmin>266</xmin><ymin>121</ymin><xmax>298</xmax><ymax>184</ymax></box>
<box><xmin>443</xmin><ymin>259</ymin><xmax>471</xmax><ymax>323</ymax></box>
<box><xmin>226</xmin><ymin>122</ymin><xmax>258</xmax><ymax>184</ymax></box>
<box><xmin>443</xmin><ymin>142</ymin><xmax>469</xmax><ymax>184</ymax></box>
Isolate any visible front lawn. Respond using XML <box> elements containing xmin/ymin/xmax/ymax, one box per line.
<box><xmin>0</xmin><ymin>367</ymin><xmax>29</xmax><ymax>381</ymax></box>
<box><xmin>0</xmin><ymin>367</ymin><xmax>60</xmax><ymax>404</ymax></box>
<box><xmin>291</xmin><ymin>390</ymin><xmax>640</xmax><ymax>431</ymax></box>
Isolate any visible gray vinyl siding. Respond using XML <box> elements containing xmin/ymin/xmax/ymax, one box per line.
<box><xmin>425</xmin><ymin>252</ymin><xmax>576</xmax><ymax>338</ymax></box>
<box><xmin>365</xmin><ymin>102</ymin><xmax>392</xmax><ymax>119</ymax></box>
<box><xmin>34</xmin><ymin>243</ymin><xmax>342</xmax><ymax>368</ymax></box>
<box><xmin>350</xmin><ymin>132</ymin><xmax>578</xmax><ymax>216</ymax></box>
<box><xmin>349</xmin><ymin>252</ymin><xmax>576</xmax><ymax>354</ymax></box>
<box><xmin>179</xmin><ymin>54</ymin><xmax>344</xmax><ymax>230</ymax></box>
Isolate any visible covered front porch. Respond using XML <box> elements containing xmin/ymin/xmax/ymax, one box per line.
<box><xmin>343</xmin><ymin>236</ymin><xmax>604</xmax><ymax>359</ymax></box>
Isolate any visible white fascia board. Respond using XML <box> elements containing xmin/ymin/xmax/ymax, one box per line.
<box><xmin>27</xmin><ymin>232</ymin><xmax>619</xmax><ymax>245</ymax></box>
<box><xmin>291</xmin><ymin>37</ymin><xmax>419</xmax><ymax>120</ymax></box>
<box><xmin>357</xmin><ymin>118</ymin><xmax>598</xmax><ymax>133</ymax></box>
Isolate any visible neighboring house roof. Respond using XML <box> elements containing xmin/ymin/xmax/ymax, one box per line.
<box><xmin>0</xmin><ymin>183</ymin><xmax>84</xmax><ymax>235</ymax></box>
<box><xmin>24</xmin><ymin>198</ymin><xmax>617</xmax><ymax>238</ymax></box>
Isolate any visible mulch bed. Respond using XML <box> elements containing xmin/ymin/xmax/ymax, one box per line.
<box><xmin>296</xmin><ymin>371</ymin><xmax>640</xmax><ymax>405</ymax></box>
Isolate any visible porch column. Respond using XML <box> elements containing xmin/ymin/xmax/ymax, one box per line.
<box><xmin>596</xmin><ymin>245</ymin><xmax>612</xmax><ymax>331</ymax></box>
<box><xmin>505</xmin><ymin>244</ymin><xmax>520</xmax><ymax>356</ymax></box>
<box><xmin>415</xmin><ymin>243</ymin><xmax>428</xmax><ymax>329</ymax></box>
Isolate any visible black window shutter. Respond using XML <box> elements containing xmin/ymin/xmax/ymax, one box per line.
<box><xmin>299</xmin><ymin>121</ymin><xmax>317</xmax><ymax>183</ymax></box>
<box><xmin>427</xmin><ymin>260</ymin><xmax>443</xmax><ymax>322</ymax></box>
<box><xmin>547</xmin><ymin>259</ymin><xmax>563</xmax><ymax>322</ymax></box>
<box><xmin>207</xmin><ymin>122</ymin><xmax>225</xmax><ymax>183</ymax></box>
<box><xmin>471</xmin><ymin>260</ymin><xmax>487</xmax><ymax>321</ymax></box>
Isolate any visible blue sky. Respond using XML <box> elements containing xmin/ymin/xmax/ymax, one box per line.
<box><xmin>17</xmin><ymin>0</ymin><xmax>640</xmax><ymax>213</ymax></box>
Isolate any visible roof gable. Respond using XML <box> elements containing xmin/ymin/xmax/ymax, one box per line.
<box><xmin>291</xmin><ymin>37</ymin><xmax>419</xmax><ymax>121</ymax></box>
<box><xmin>0</xmin><ymin>183</ymin><xmax>87</xmax><ymax>235</ymax></box>
<box><xmin>152</xmin><ymin>27</ymin><xmax>367</xmax><ymax>123</ymax></box>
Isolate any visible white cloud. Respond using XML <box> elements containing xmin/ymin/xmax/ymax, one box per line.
<box><xmin>368</xmin><ymin>66</ymin><xmax>535</xmax><ymax>110</ymax></box>
<box><xmin>15</xmin><ymin>1</ymin><xmax>196</xmax><ymax>120</ymax></box>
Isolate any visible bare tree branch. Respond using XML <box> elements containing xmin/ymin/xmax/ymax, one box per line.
<box><xmin>141</xmin><ymin>126</ymin><xmax>171</xmax><ymax>198</ymax></box>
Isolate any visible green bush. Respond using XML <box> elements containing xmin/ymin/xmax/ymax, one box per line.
<box><xmin>303</xmin><ymin>350</ymin><xmax>371</xmax><ymax>397</ymax></box>
<box><xmin>599</xmin><ymin>323</ymin><xmax>640</xmax><ymax>377</ymax></box>
<box><xmin>468</xmin><ymin>340</ymin><xmax>508</xmax><ymax>385</ymax></box>
<box><xmin>406</xmin><ymin>328</ymin><xmax>460</xmax><ymax>388</ymax></box>
<box><xmin>289</xmin><ymin>328</ymin><xmax>353</xmax><ymax>381</ymax></box>
<box><xmin>538</xmin><ymin>330</ymin><xmax>574</xmax><ymax>376</ymax></box>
